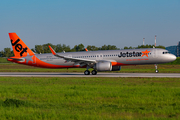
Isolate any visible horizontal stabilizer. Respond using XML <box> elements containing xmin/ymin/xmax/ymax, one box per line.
<box><xmin>7</xmin><ymin>57</ymin><xmax>25</xmax><ymax>62</ymax></box>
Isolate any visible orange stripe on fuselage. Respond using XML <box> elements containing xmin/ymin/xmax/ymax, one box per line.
<box><xmin>111</xmin><ymin>62</ymin><xmax>128</xmax><ymax>66</ymax></box>
<box><xmin>8</xmin><ymin>55</ymin><xmax>82</xmax><ymax>68</ymax></box>
<box><xmin>35</xmin><ymin>56</ymin><xmax>79</xmax><ymax>68</ymax></box>
<box><xmin>8</xmin><ymin>55</ymin><xmax>129</xmax><ymax>69</ymax></box>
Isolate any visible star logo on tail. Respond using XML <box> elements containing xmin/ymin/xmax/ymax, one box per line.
<box><xmin>141</xmin><ymin>50</ymin><xmax>150</xmax><ymax>57</ymax></box>
<box><xmin>23</xmin><ymin>53</ymin><xmax>34</xmax><ymax>64</ymax></box>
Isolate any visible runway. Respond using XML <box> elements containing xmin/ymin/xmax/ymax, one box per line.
<box><xmin>0</xmin><ymin>72</ymin><xmax>180</xmax><ymax>77</ymax></box>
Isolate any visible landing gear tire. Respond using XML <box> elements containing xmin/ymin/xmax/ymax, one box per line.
<box><xmin>155</xmin><ymin>69</ymin><xmax>159</xmax><ymax>73</ymax></box>
<box><xmin>91</xmin><ymin>70</ymin><xmax>97</xmax><ymax>75</ymax></box>
<box><xmin>84</xmin><ymin>70</ymin><xmax>90</xmax><ymax>75</ymax></box>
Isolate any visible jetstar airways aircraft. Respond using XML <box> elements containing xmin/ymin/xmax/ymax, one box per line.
<box><xmin>7</xmin><ymin>33</ymin><xmax>176</xmax><ymax>75</ymax></box>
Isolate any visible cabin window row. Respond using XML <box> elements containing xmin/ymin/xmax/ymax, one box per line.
<box><xmin>74</xmin><ymin>53</ymin><xmax>152</xmax><ymax>58</ymax></box>
<box><xmin>74</xmin><ymin>54</ymin><xmax>118</xmax><ymax>58</ymax></box>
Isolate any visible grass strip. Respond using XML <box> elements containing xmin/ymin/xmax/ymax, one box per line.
<box><xmin>0</xmin><ymin>77</ymin><xmax>180</xmax><ymax>119</ymax></box>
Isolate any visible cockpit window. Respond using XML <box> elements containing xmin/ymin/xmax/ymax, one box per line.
<box><xmin>163</xmin><ymin>51</ymin><xmax>170</xmax><ymax>54</ymax></box>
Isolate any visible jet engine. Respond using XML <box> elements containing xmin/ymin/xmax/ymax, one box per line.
<box><xmin>94</xmin><ymin>61</ymin><xmax>121</xmax><ymax>71</ymax></box>
<box><xmin>94</xmin><ymin>61</ymin><xmax>112</xmax><ymax>71</ymax></box>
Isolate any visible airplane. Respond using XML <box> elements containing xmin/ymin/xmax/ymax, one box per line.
<box><xmin>7</xmin><ymin>33</ymin><xmax>176</xmax><ymax>75</ymax></box>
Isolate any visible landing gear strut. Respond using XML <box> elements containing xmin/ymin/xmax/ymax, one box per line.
<box><xmin>155</xmin><ymin>64</ymin><xmax>159</xmax><ymax>73</ymax></box>
<box><xmin>84</xmin><ymin>66</ymin><xmax>91</xmax><ymax>75</ymax></box>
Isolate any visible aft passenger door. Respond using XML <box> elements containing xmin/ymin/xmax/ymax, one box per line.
<box><xmin>153</xmin><ymin>49</ymin><xmax>157</xmax><ymax>58</ymax></box>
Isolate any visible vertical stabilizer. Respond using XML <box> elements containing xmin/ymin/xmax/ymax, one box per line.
<box><xmin>9</xmin><ymin>33</ymin><xmax>34</xmax><ymax>57</ymax></box>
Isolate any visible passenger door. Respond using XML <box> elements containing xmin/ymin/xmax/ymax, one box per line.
<box><xmin>153</xmin><ymin>49</ymin><xmax>157</xmax><ymax>58</ymax></box>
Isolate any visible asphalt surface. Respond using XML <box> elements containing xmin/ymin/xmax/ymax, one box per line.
<box><xmin>0</xmin><ymin>72</ymin><xmax>180</xmax><ymax>77</ymax></box>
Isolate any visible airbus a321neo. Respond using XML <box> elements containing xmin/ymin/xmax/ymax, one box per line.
<box><xmin>7</xmin><ymin>33</ymin><xmax>176</xmax><ymax>75</ymax></box>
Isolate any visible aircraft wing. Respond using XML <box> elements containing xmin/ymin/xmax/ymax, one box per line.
<box><xmin>48</xmin><ymin>46</ymin><xmax>96</xmax><ymax>66</ymax></box>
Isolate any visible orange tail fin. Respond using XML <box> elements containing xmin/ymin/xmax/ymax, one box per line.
<box><xmin>9</xmin><ymin>33</ymin><xmax>34</xmax><ymax>57</ymax></box>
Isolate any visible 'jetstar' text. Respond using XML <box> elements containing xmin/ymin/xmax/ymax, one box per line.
<box><xmin>118</xmin><ymin>51</ymin><xmax>142</xmax><ymax>58</ymax></box>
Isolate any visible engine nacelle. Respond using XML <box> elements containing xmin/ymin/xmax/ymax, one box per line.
<box><xmin>112</xmin><ymin>66</ymin><xmax>121</xmax><ymax>71</ymax></box>
<box><xmin>94</xmin><ymin>61</ymin><xmax>112</xmax><ymax>71</ymax></box>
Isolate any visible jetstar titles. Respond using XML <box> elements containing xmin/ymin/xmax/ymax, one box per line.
<box><xmin>118</xmin><ymin>51</ymin><xmax>142</xmax><ymax>58</ymax></box>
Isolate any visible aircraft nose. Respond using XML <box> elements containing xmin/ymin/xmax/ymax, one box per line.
<box><xmin>169</xmin><ymin>54</ymin><xmax>176</xmax><ymax>62</ymax></box>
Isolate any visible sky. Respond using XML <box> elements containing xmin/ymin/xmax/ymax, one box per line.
<box><xmin>1</xmin><ymin>0</ymin><xmax>180</xmax><ymax>51</ymax></box>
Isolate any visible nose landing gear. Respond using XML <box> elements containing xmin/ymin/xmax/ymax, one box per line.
<box><xmin>155</xmin><ymin>64</ymin><xmax>159</xmax><ymax>73</ymax></box>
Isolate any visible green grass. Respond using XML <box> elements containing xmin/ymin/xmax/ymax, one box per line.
<box><xmin>0</xmin><ymin>77</ymin><xmax>180</xmax><ymax>119</ymax></box>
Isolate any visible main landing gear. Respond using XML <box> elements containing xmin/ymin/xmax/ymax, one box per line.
<box><xmin>84</xmin><ymin>70</ymin><xmax>90</xmax><ymax>75</ymax></box>
<box><xmin>155</xmin><ymin>64</ymin><xmax>159</xmax><ymax>73</ymax></box>
<box><xmin>84</xmin><ymin>70</ymin><xmax>97</xmax><ymax>75</ymax></box>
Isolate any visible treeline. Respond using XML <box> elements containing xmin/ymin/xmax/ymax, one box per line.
<box><xmin>31</xmin><ymin>43</ymin><xmax>119</xmax><ymax>54</ymax></box>
<box><xmin>0</xmin><ymin>43</ymin><xmax>165</xmax><ymax>57</ymax></box>
<box><xmin>124</xmin><ymin>44</ymin><xmax>166</xmax><ymax>49</ymax></box>
<box><xmin>0</xmin><ymin>48</ymin><xmax>14</xmax><ymax>57</ymax></box>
